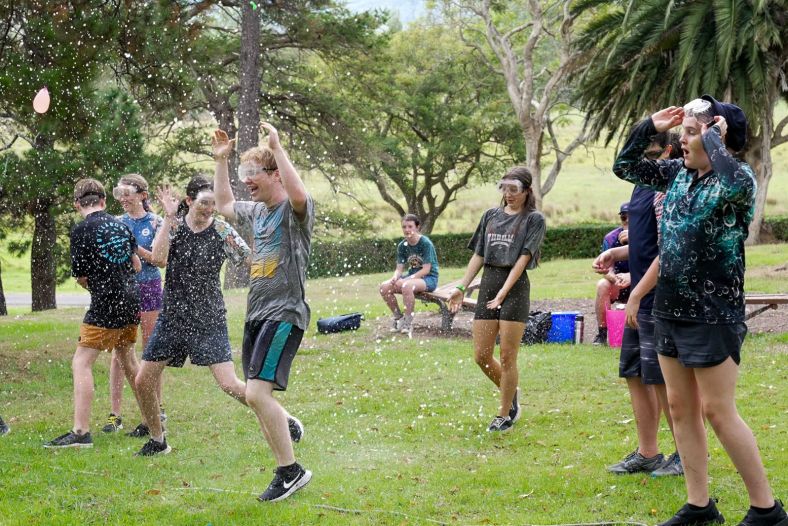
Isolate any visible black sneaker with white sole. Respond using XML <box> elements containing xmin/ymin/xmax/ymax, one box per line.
<box><xmin>258</xmin><ymin>463</ymin><xmax>312</xmax><ymax>502</ymax></box>
<box><xmin>125</xmin><ymin>423</ymin><xmax>150</xmax><ymax>438</ymax></box>
<box><xmin>288</xmin><ymin>415</ymin><xmax>304</xmax><ymax>443</ymax></box>
<box><xmin>487</xmin><ymin>415</ymin><xmax>513</xmax><ymax>432</ymax></box>
<box><xmin>658</xmin><ymin>499</ymin><xmax>724</xmax><ymax>526</ymax></box>
<box><xmin>44</xmin><ymin>430</ymin><xmax>93</xmax><ymax>448</ymax></box>
<box><xmin>135</xmin><ymin>437</ymin><xmax>172</xmax><ymax>457</ymax></box>
<box><xmin>508</xmin><ymin>388</ymin><xmax>521</xmax><ymax>423</ymax></box>
<box><xmin>607</xmin><ymin>448</ymin><xmax>664</xmax><ymax>474</ymax></box>
<box><xmin>737</xmin><ymin>499</ymin><xmax>788</xmax><ymax>526</ymax></box>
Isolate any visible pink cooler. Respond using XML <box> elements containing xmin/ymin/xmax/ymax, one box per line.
<box><xmin>606</xmin><ymin>308</ymin><xmax>626</xmax><ymax>347</ymax></box>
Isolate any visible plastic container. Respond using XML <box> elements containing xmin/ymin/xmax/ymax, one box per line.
<box><xmin>546</xmin><ymin>312</ymin><xmax>578</xmax><ymax>343</ymax></box>
<box><xmin>605</xmin><ymin>308</ymin><xmax>627</xmax><ymax>347</ymax></box>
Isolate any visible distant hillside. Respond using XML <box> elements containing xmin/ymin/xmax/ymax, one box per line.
<box><xmin>344</xmin><ymin>0</ymin><xmax>427</xmax><ymax>23</ymax></box>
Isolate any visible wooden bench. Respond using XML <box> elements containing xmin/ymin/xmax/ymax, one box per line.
<box><xmin>744</xmin><ymin>294</ymin><xmax>788</xmax><ymax>321</ymax></box>
<box><xmin>416</xmin><ymin>277</ymin><xmax>481</xmax><ymax>331</ymax></box>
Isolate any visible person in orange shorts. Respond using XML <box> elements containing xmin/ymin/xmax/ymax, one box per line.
<box><xmin>44</xmin><ymin>178</ymin><xmax>145</xmax><ymax>449</ymax></box>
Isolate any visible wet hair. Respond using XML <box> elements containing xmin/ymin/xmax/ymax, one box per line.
<box><xmin>73</xmin><ymin>178</ymin><xmax>106</xmax><ymax>207</ymax></box>
<box><xmin>239</xmin><ymin>146</ymin><xmax>277</xmax><ymax>170</ymax></box>
<box><xmin>650</xmin><ymin>132</ymin><xmax>683</xmax><ymax>160</ymax></box>
<box><xmin>402</xmin><ymin>213</ymin><xmax>421</xmax><ymax>228</ymax></box>
<box><xmin>118</xmin><ymin>173</ymin><xmax>151</xmax><ymax>212</ymax></box>
<box><xmin>498</xmin><ymin>166</ymin><xmax>537</xmax><ymax>214</ymax></box>
<box><xmin>177</xmin><ymin>175</ymin><xmax>213</xmax><ymax>218</ymax></box>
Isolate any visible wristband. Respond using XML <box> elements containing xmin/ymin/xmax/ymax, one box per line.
<box><xmin>456</xmin><ymin>284</ymin><xmax>466</xmax><ymax>293</ymax></box>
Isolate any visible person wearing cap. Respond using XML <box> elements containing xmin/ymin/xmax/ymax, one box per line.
<box><xmin>44</xmin><ymin>178</ymin><xmax>145</xmax><ymax>449</ymax></box>
<box><xmin>591</xmin><ymin>203</ymin><xmax>630</xmax><ymax>345</ymax></box>
<box><xmin>447</xmin><ymin>167</ymin><xmax>546</xmax><ymax>433</ymax></box>
<box><xmin>613</xmin><ymin>96</ymin><xmax>786</xmax><ymax>526</ymax></box>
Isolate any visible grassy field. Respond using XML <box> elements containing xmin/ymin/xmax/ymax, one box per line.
<box><xmin>1</xmin><ymin>247</ymin><xmax>786</xmax><ymax>525</ymax></box>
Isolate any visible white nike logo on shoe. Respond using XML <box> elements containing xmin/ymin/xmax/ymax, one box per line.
<box><xmin>282</xmin><ymin>475</ymin><xmax>299</xmax><ymax>490</ymax></box>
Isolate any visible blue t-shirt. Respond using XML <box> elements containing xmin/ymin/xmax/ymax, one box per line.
<box><xmin>118</xmin><ymin>212</ymin><xmax>162</xmax><ymax>283</ymax></box>
<box><xmin>397</xmin><ymin>235</ymin><xmax>439</xmax><ymax>281</ymax></box>
<box><xmin>627</xmin><ymin>186</ymin><xmax>659</xmax><ymax>312</ymax></box>
<box><xmin>601</xmin><ymin>226</ymin><xmax>629</xmax><ymax>274</ymax></box>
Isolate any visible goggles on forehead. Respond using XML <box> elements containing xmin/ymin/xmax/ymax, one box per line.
<box><xmin>496</xmin><ymin>179</ymin><xmax>524</xmax><ymax>194</ymax></box>
<box><xmin>112</xmin><ymin>185</ymin><xmax>143</xmax><ymax>199</ymax></box>
<box><xmin>683</xmin><ymin>99</ymin><xmax>714</xmax><ymax>124</ymax></box>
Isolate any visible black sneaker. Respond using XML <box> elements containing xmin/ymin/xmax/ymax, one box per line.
<box><xmin>44</xmin><ymin>430</ymin><xmax>93</xmax><ymax>448</ymax></box>
<box><xmin>592</xmin><ymin>328</ymin><xmax>608</xmax><ymax>346</ymax></box>
<box><xmin>288</xmin><ymin>415</ymin><xmax>304</xmax><ymax>443</ymax></box>
<box><xmin>652</xmin><ymin>451</ymin><xmax>684</xmax><ymax>477</ymax></box>
<box><xmin>101</xmin><ymin>413</ymin><xmax>123</xmax><ymax>433</ymax></box>
<box><xmin>0</xmin><ymin>416</ymin><xmax>9</xmax><ymax>436</ymax></box>
<box><xmin>738</xmin><ymin>499</ymin><xmax>788</xmax><ymax>526</ymax></box>
<box><xmin>135</xmin><ymin>437</ymin><xmax>172</xmax><ymax>457</ymax></box>
<box><xmin>607</xmin><ymin>448</ymin><xmax>665</xmax><ymax>474</ymax></box>
<box><xmin>659</xmin><ymin>499</ymin><xmax>725</xmax><ymax>526</ymax></box>
<box><xmin>125</xmin><ymin>423</ymin><xmax>150</xmax><ymax>438</ymax></box>
<box><xmin>487</xmin><ymin>415</ymin><xmax>513</xmax><ymax>432</ymax></box>
<box><xmin>508</xmin><ymin>388</ymin><xmax>521</xmax><ymax>423</ymax></box>
<box><xmin>258</xmin><ymin>463</ymin><xmax>312</xmax><ymax>502</ymax></box>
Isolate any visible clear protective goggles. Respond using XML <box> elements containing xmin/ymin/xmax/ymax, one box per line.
<box><xmin>112</xmin><ymin>184</ymin><xmax>142</xmax><ymax>199</ymax></box>
<box><xmin>683</xmin><ymin>99</ymin><xmax>714</xmax><ymax>124</ymax></box>
<box><xmin>192</xmin><ymin>191</ymin><xmax>215</xmax><ymax>209</ymax></box>
<box><xmin>496</xmin><ymin>179</ymin><xmax>525</xmax><ymax>194</ymax></box>
<box><xmin>238</xmin><ymin>165</ymin><xmax>277</xmax><ymax>180</ymax></box>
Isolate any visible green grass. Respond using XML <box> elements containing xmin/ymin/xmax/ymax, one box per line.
<box><xmin>1</xmin><ymin>254</ymin><xmax>786</xmax><ymax>525</ymax></box>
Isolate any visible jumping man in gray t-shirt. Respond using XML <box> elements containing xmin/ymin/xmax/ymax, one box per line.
<box><xmin>213</xmin><ymin>122</ymin><xmax>314</xmax><ymax>502</ymax></box>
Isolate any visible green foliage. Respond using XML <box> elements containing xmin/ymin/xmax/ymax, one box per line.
<box><xmin>765</xmin><ymin>216</ymin><xmax>788</xmax><ymax>241</ymax></box>
<box><xmin>308</xmin><ymin>224</ymin><xmax>613</xmax><ymax>278</ymax></box>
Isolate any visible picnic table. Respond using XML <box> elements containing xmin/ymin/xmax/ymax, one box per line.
<box><xmin>745</xmin><ymin>294</ymin><xmax>788</xmax><ymax>322</ymax></box>
<box><xmin>416</xmin><ymin>277</ymin><xmax>481</xmax><ymax>331</ymax></box>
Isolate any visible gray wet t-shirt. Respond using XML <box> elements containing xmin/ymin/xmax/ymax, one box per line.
<box><xmin>234</xmin><ymin>197</ymin><xmax>315</xmax><ymax>330</ymax></box>
<box><xmin>469</xmin><ymin>208</ymin><xmax>546</xmax><ymax>269</ymax></box>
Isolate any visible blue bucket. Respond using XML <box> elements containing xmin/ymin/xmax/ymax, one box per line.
<box><xmin>546</xmin><ymin>311</ymin><xmax>578</xmax><ymax>343</ymax></box>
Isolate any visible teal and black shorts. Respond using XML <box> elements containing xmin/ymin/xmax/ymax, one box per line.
<box><xmin>242</xmin><ymin>319</ymin><xmax>304</xmax><ymax>390</ymax></box>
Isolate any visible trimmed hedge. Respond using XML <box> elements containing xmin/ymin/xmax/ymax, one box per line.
<box><xmin>308</xmin><ymin>224</ymin><xmax>612</xmax><ymax>278</ymax></box>
<box><xmin>766</xmin><ymin>216</ymin><xmax>788</xmax><ymax>241</ymax></box>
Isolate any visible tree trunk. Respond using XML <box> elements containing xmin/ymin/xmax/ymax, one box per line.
<box><xmin>744</xmin><ymin>94</ymin><xmax>776</xmax><ymax>245</ymax></box>
<box><xmin>0</xmin><ymin>260</ymin><xmax>7</xmax><ymax>316</ymax></box>
<box><xmin>31</xmin><ymin>200</ymin><xmax>56</xmax><ymax>311</ymax></box>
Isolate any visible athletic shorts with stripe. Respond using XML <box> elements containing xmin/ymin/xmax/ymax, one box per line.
<box><xmin>242</xmin><ymin>319</ymin><xmax>304</xmax><ymax>391</ymax></box>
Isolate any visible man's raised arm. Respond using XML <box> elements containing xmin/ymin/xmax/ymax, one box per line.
<box><xmin>212</xmin><ymin>129</ymin><xmax>237</xmax><ymax>221</ymax></box>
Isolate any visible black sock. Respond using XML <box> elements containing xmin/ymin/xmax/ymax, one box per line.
<box><xmin>280</xmin><ymin>462</ymin><xmax>299</xmax><ymax>476</ymax></box>
<box><xmin>750</xmin><ymin>503</ymin><xmax>777</xmax><ymax>514</ymax></box>
<box><xmin>687</xmin><ymin>500</ymin><xmax>712</xmax><ymax>511</ymax></box>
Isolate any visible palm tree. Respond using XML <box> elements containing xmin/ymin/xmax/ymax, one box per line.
<box><xmin>573</xmin><ymin>0</ymin><xmax>788</xmax><ymax>243</ymax></box>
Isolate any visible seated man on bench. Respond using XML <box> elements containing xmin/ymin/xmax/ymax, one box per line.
<box><xmin>379</xmin><ymin>214</ymin><xmax>439</xmax><ymax>335</ymax></box>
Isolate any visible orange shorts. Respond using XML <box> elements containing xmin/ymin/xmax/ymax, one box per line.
<box><xmin>78</xmin><ymin>324</ymin><xmax>138</xmax><ymax>352</ymax></box>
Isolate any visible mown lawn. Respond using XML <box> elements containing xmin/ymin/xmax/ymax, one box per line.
<box><xmin>0</xmin><ymin>251</ymin><xmax>786</xmax><ymax>525</ymax></box>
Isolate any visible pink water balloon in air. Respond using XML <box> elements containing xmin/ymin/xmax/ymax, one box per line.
<box><xmin>33</xmin><ymin>87</ymin><xmax>50</xmax><ymax>113</ymax></box>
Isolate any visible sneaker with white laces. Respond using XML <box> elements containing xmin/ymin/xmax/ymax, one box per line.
<box><xmin>0</xmin><ymin>416</ymin><xmax>9</xmax><ymax>436</ymax></box>
<box><xmin>508</xmin><ymin>388</ymin><xmax>521</xmax><ymax>423</ymax></box>
<box><xmin>652</xmin><ymin>451</ymin><xmax>684</xmax><ymax>477</ymax></box>
<box><xmin>125</xmin><ymin>423</ymin><xmax>150</xmax><ymax>438</ymax></box>
<box><xmin>44</xmin><ymin>430</ymin><xmax>93</xmax><ymax>448</ymax></box>
<box><xmin>658</xmin><ymin>498</ymin><xmax>724</xmax><ymax>526</ymax></box>
<box><xmin>399</xmin><ymin>314</ymin><xmax>413</xmax><ymax>335</ymax></box>
<box><xmin>258</xmin><ymin>463</ymin><xmax>312</xmax><ymax>502</ymax></box>
<box><xmin>135</xmin><ymin>437</ymin><xmax>172</xmax><ymax>457</ymax></box>
<box><xmin>607</xmin><ymin>448</ymin><xmax>664</xmax><ymax>474</ymax></box>
<box><xmin>101</xmin><ymin>413</ymin><xmax>123</xmax><ymax>433</ymax></box>
<box><xmin>288</xmin><ymin>415</ymin><xmax>304</xmax><ymax>443</ymax></box>
<box><xmin>487</xmin><ymin>415</ymin><xmax>513</xmax><ymax>432</ymax></box>
<box><xmin>737</xmin><ymin>499</ymin><xmax>788</xmax><ymax>526</ymax></box>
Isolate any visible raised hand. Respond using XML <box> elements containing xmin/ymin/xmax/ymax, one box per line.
<box><xmin>156</xmin><ymin>184</ymin><xmax>180</xmax><ymax>218</ymax></box>
<box><xmin>650</xmin><ymin>106</ymin><xmax>684</xmax><ymax>132</ymax></box>
<box><xmin>703</xmin><ymin>115</ymin><xmax>727</xmax><ymax>141</ymax></box>
<box><xmin>212</xmin><ymin>129</ymin><xmax>236</xmax><ymax>160</ymax></box>
<box><xmin>260</xmin><ymin>122</ymin><xmax>281</xmax><ymax>150</ymax></box>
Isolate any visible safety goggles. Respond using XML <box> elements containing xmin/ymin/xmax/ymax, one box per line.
<box><xmin>112</xmin><ymin>184</ymin><xmax>143</xmax><ymax>199</ymax></box>
<box><xmin>192</xmin><ymin>191</ymin><xmax>215</xmax><ymax>209</ymax></box>
<box><xmin>496</xmin><ymin>179</ymin><xmax>524</xmax><ymax>194</ymax></box>
<box><xmin>238</xmin><ymin>166</ymin><xmax>277</xmax><ymax>180</ymax></box>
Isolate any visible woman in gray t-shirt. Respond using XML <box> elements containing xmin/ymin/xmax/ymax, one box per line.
<box><xmin>448</xmin><ymin>166</ymin><xmax>546</xmax><ymax>433</ymax></box>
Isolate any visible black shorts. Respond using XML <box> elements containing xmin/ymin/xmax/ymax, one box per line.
<box><xmin>654</xmin><ymin>317</ymin><xmax>746</xmax><ymax>368</ymax></box>
<box><xmin>619</xmin><ymin>310</ymin><xmax>664</xmax><ymax>384</ymax></box>
<box><xmin>474</xmin><ymin>265</ymin><xmax>530</xmax><ymax>323</ymax></box>
<box><xmin>143</xmin><ymin>316</ymin><xmax>233</xmax><ymax>368</ymax></box>
<box><xmin>242</xmin><ymin>320</ymin><xmax>304</xmax><ymax>391</ymax></box>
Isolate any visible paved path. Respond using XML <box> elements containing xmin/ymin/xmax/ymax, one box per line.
<box><xmin>4</xmin><ymin>292</ymin><xmax>90</xmax><ymax>307</ymax></box>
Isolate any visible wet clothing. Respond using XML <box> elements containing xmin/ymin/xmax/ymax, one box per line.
<box><xmin>242</xmin><ymin>319</ymin><xmax>304</xmax><ymax>391</ymax></box>
<box><xmin>469</xmin><ymin>208</ymin><xmax>545</xmax><ymax>269</ymax></box>
<box><xmin>159</xmin><ymin>217</ymin><xmax>250</xmax><ymax>331</ymax></box>
<box><xmin>397</xmin><ymin>235</ymin><xmax>439</xmax><ymax>283</ymax></box>
<box><xmin>234</xmin><ymin>198</ymin><xmax>315</xmax><ymax>330</ymax></box>
<box><xmin>474</xmin><ymin>265</ymin><xmax>530</xmax><ymax>323</ymax></box>
<box><xmin>655</xmin><ymin>317</ymin><xmax>746</xmax><ymax>367</ymax></box>
<box><xmin>626</xmin><ymin>186</ymin><xmax>662</xmax><ymax>313</ymax></box>
<box><xmin>613</xmin><ymin>118</ymin><xmax>755</xmax><ymax>324</ymax></box>
<box><xmin>78</xmin><ymin>323</ymin><xmax>137</xmax><ymax>352</ymax></box>
<box><xmin>70</xmin><ymin>211</ymin><xmax>140</xmax><ymax>329</ymax></box>
<box><xmin>619</xmin><ymin>311</ymin><xmax>663</xmax><ymax>384</ymax></box>
<box><xmin>118</xmin><ymin>212</ymin><xmax>162</xmax><ymax>283</ymax></box>
<box><xmin>143</xmin><ymin>319</ymin><xmax>232</xmax><ymax>367</ymax></box>
<box><xmin>138</xmin><ymin>277</ymin><xmax>163</xmax><ymax>312</ymax></box>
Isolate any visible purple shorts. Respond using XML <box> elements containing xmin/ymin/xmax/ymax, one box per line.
<box><xmin>139</xmin><ymin>278</ymin><xmax>163</xmax><ymax>312</ymax></box>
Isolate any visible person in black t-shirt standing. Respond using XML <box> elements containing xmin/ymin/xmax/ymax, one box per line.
<box><xmin>45</xmin><ymin>179</ymin><xmax>144</xmax><ymax>449</ymax></box>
